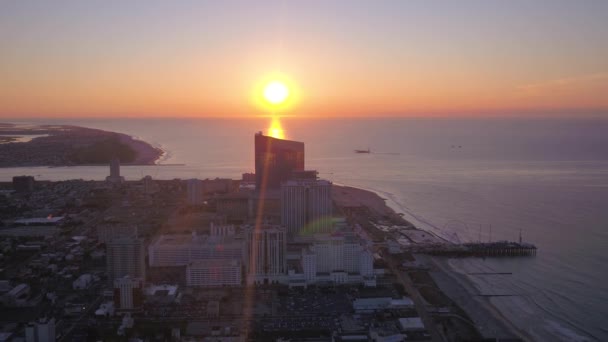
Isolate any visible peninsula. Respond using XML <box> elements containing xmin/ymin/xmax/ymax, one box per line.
<box><xmin>0</xmin><ymin>123</ymin><xmax>163</xmax><ymax>167</ymax></box>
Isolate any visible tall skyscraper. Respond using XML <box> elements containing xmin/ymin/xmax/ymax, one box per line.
<box><xmin>106</xmin><ymin>237</ymin><xmax>146</xmax><ymax>283</ymax></box>
<box><xmin>281</xmin><ymin>178</ymin><xmax>333</xmax><ymax>237</ymax></box>
<box><xmin>254</xmin><ymin>132</ymin><xmax>304</xmax><ymax>191</ymax></box>
<box><xmin>246</xmin><ymin>224</ymin><xmax>287</xmax><ymax>284</ymax></box>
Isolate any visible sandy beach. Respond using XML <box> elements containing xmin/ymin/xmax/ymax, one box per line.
<box><xmin>423</xmin><ymin>254</ymin><xmax>531</xmax><ymax>341</ymax></box>
<box><xmin>334</xmin><ymin>184</ymin><xmax>531</xmax><ymax>341</ymax></box>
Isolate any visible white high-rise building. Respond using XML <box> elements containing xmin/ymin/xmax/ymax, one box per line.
<box><xmin>281</xmin><ymin>179</ymin><xmax>332</xmax><ymax>237</ymax></box>
<box><xmin>106</xmin><ymin>237</ymin><xmax>146</xmax><ymax>283</ymax></box>
<box><xmin>187</xmin><ymin>179</ymin><xmax>202</xmax><ymax>205</ymax></box>
<box><xmin>246</xmin><ymin>225</ymin><xmax>287</xmax><ymax>284</ymax></box>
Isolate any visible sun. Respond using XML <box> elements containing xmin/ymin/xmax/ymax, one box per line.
<box><xmin>263</xmin><ymin>81</ymin><xmax>289</xmax><ymax>105</ymax></box>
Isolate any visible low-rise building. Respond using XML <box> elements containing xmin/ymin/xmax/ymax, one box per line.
<box><xmin>397</xmin><ymin>317</ymin><xmax>425</xmax><ymax>332</ymax></box>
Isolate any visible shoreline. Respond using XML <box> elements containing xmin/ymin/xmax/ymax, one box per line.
<box><xmin>424</xmin><ymin>255</ymin><xmax>530</xmax><ymax>341</ymax></box>
<box><xmin>336</xmin><ymin>183</ymin><xmax>528</xmax><ymax>341</ymax></box>
<box><xmin>0</xmin><ymin>123</ymin><xmax>164</xmax><ymax>167</ymax></box>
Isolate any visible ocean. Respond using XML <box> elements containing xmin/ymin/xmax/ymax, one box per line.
<box><xmin>2</xmin><ymin>117</ymin><xmax>607</xmax><ymax>341</ymax></box>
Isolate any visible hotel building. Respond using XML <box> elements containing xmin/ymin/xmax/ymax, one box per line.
<box><xmin>281</xmin><ymin>178</ymin><xmax>333</xmax><ymax>237</ymax></box>
<box><xmin>254</xmin><ymin>132</ymin><xmax>304</xmax><ymax>190</ymax></box>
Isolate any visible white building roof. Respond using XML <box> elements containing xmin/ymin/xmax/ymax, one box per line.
<box><xmin>145</xmin><ymin>284</ymin><xmax>178</xmax><ymax>297</ymax></box>
<box><xmin>398</xmin><ymin>317</ymin><xmax>425</xmax><ymax>331</ymax></box>
<box><xmin>390</xmin><ymin>297</ymin><xmax>414</xmax><ymax>307</ymax></box>
<box><xmin>14</xmin><ymin>216</ymin><xmax>64</xmax><ymax>224</ymax></box>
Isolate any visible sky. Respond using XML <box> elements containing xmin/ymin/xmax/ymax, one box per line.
<box><xmin>1</xmin><ymin>0</ymin><xmax>607</xmax><ymax>118</ymax></box>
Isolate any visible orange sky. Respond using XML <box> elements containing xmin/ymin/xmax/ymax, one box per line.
<box><xmin>1</xmin><ymin>1</ymin><xmax>607</xmax><ymax>118</ymax></box>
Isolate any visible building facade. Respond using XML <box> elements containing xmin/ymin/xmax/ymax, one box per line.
<box><xmin>254</xmin><ymin>132</ymin><xmax>304</xmax><ymax>190</ymax></box>
<box><xmin>25</xmin><ymin>318</ymin><xmax>55</xmax><ymax>342</ymax></box>
<box><xmin>187</xmin><ymin>179</ymin><xmax>202</xmax><ymax>205</ymax></box>
<box><xmin>292</xmin><ymin>233</ymin><xmax>375</xmax><ymax>285</ymax></box>
<box><xmin>281</xmin><ymin>179</ymin><xmax>333</xmax><ymax>237</ymax></box>
<box><xmin>106</xmin><ymin>237</ymin><xmax>146</xmax><ymax>283</ymax></box>
<box><xmin>186</xmin><ymin>259</ymin><xmax>242</xmax><ymax>287</ymax></box>
<box><xmin>113</xmin><ymin>276</ymin><xmax>144</xmax><ymax>311</ymax></box>
<box><xmin>106</xmin><ymin>158</ymin><xmax>124</xmax><ymax>183</ymax></box>
<box><xmin>246</xmin><ymin>224</ymin><xmax>287</xmax><ymax>284</ymax></box>
<box><xmin>148</xmin><ymin>233</ymin><xmax>245</xmax><ymax>267</ymax></box>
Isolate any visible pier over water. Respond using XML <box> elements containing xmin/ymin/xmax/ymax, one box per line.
<box><xmin>421</xmin><ymin>241</ymin><xmax>538</xmax><ymax>257</ymax></box>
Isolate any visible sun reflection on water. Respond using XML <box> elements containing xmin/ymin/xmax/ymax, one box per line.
<box><xmin>268</xmin><ymin>116</ymin><xmax>285</xmax><ymax>139</ymax></box>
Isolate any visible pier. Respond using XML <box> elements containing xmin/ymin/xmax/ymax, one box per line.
<box><xmin>420</xmin><ymin>241</ymin><xmax>537</xmax><ymax>257</ymax></box>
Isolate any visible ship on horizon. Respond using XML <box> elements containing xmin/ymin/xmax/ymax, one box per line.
<box><xmin>354</xmin><ymin>148</ymin><xmax>370</xmax><ymax>154</ymax></box>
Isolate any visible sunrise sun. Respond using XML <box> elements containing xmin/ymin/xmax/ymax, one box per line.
<box><xmin>263</xmin><ymin>81</ymin><xmax>289</xmax><ymax>105</ymax></box>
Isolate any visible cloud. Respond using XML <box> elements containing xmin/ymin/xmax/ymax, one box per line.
<box><xmin>517</xmin><ymin>72</ymin><xmax>608</xmax><ymax>97</ymax></box>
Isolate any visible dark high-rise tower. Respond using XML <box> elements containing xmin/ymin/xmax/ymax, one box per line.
<box><xmin>254</xmin><ymin>132</ymin><xmax>304</xmax><ymax>190</ymax></box>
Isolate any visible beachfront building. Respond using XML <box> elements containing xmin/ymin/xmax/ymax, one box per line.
<box><xmin>281</xmin><ymin>178</ymin><xmax>333</xmax><ymax>238</ymax></box>
<box><xmin>313</xmin><ymin>234</ymin><xmax>373</xmax><ymax>275</ymax></box>
<box><xmin>287</xmin><ymin>232</ymin><xmax>375</xmax><ymax>287</ymax></box>
<box><xmin>210</xmin><ymin>223</ymin><xmax>236</xmax><ymax>237</ymax></box>
<box><xmin>254</xmin><ymin>132</ymin><xmax>305</xmax><ymax>190</ymax></box>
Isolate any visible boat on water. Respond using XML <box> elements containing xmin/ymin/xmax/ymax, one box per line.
<box><xmin>354</xmin><ymin>148</ymin><xmax>371</xmax><ymax>153</ymax></box>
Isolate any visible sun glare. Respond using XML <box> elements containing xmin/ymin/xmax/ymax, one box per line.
<box><xmin>263</xmin><ymin>81</ymin><xmax>289</xmax><ymax>105</ymax></box>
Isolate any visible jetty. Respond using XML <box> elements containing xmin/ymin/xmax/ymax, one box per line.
<box><xmin>419</xmin><ymin>241</ymin><xmax>537</xmax><ymax>257</ymax></box>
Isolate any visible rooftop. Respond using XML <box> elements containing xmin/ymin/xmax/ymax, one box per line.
<box><xmin>152</xmin><ymin>233</ymin><xmax>242</xmax><ymax>248</ymax></box>
<box><xmin>145</xmin><ymin>284</ymin><xmax>178</xmax><ymax>297</ymax></box>
<box><xmin>14</xmin><ymin>216</ymin><xmax>64</xmax><ymax>225</ymax></box>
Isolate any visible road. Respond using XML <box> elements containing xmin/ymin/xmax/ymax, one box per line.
<box><xmin>383</xmin><ymin>251</ymin><xmax>445</xmax><ymax>342</ymax></box>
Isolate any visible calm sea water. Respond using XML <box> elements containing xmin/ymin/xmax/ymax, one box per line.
<box><xmin>2</xmin><ymin>117</ymin><xmax>607</xmax><ymax>340</ymax></box>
